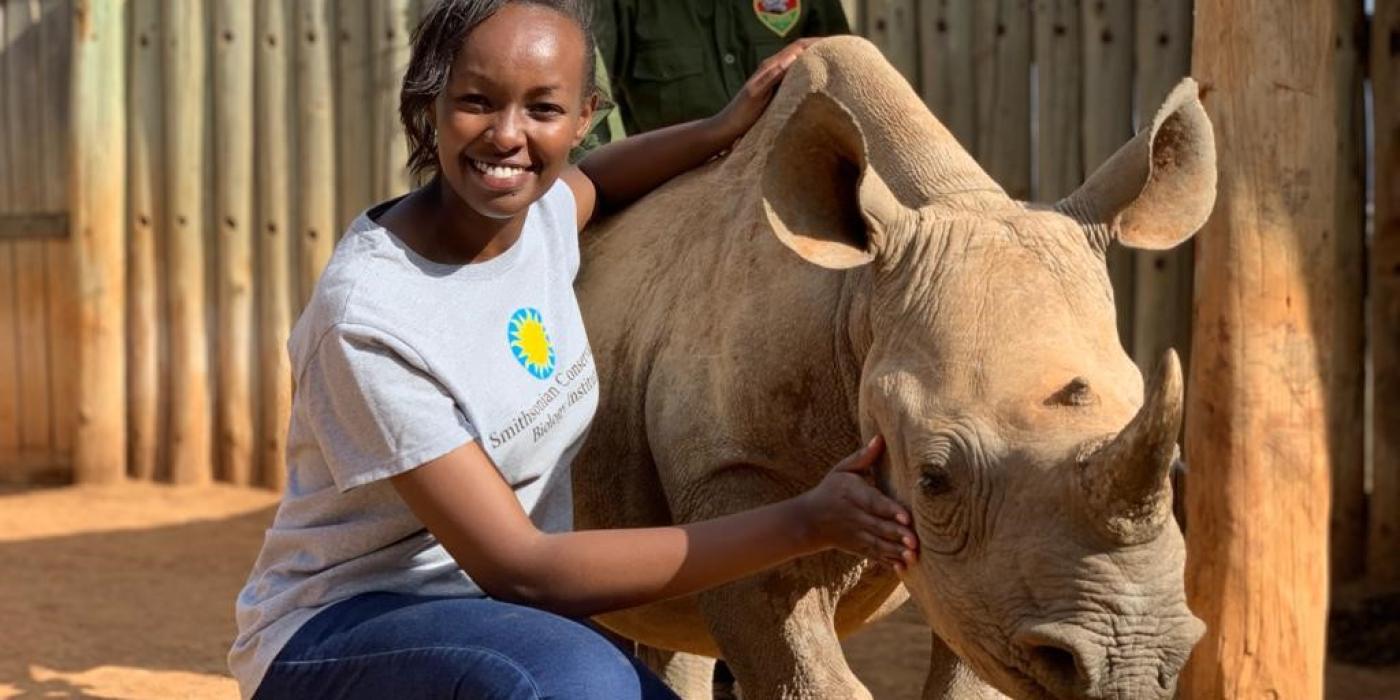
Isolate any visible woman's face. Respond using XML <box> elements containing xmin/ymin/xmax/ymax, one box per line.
<box><xmin>432</xmin><ymin>4</ymin><xmax>593</xmax><ymax>220</ymax></box>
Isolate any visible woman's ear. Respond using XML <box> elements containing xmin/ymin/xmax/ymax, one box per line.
<box><xmin>573</xmin><ymin>92</ymin><xmax>599</xmax><ymax>146</ymax></box>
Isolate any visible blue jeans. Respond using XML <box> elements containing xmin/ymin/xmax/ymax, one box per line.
<box><xmin>254</xmin><ymin>592</ymin><xmax>680</xmax><ymax>700</ymax></box>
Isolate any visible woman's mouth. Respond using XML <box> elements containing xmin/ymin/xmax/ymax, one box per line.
<box><xmin>468</xmin><ymin>158</ymin><xmax>534</xmax><ymax>191</ymax></box>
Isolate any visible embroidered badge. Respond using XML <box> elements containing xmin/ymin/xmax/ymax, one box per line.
<box><xmin>754</xmin><ymin>0</ymin><xmax>801</xmax><ymax>38</ymax></box>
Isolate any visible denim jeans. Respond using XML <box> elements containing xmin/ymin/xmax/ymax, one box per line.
<box><xmin>254</xmin><ymin>592</ymin><xmax>680</xmax><ymax>700</ymax></box>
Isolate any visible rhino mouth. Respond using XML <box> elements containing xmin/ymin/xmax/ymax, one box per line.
<box><xmin>1002</xmin><ymin>663</ymin><xmax>1056</xmax><ymax>700</ymax></box>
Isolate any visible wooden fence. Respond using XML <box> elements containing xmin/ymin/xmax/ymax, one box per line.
<box><xmin>0</xmin><ymin>0</ymin><xmax>1393</xmax><ymax>583</ymax></box>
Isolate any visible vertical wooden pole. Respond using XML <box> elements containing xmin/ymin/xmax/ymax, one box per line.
<box><xmin>1329</xmin><ymin>0</ymin><xmax>1367</xmax><ymax>583</ymax></box>
<box><xmin>163</xmin><ymin>0</ymin><xmax>211</xmax><ymax>485</ymax></box>
<box><xmin>1183</xmin><ymin>2</ymin><xmax>1338</xmax><ymax>698</ymax></box>
<box><xmin>295</xmin><ymin>0</ymin><xmax>335</xmax><ymax>308</ymax></box>
<box><xmin>42</xmin><ymin>0</ymin><xmax>76</xmax><ymax>469</ymax></box>
<box><xmin>1371</xmin><ymin>0</ymin><xmax>1400</xmax><ymax>583</ymax></box>
<box><xmin>257</xmin><ymin>0</ymin><xmax>293</xmax><ymax>491</ymax></box>
<box><xmin>70</xmin><ymin>0</ymin><xmax>127</xmax><ymax>484</ymax></box>
<box><xmin>919</xmin><ymin>0</ymin><xmax>974</xmax><ymax>148</ymax></box>
<box><xmin>371</xmin><ymin>0</ymin><xmax>413</xmax><ymax>201</ymax></box>
<box><xmin>335</xmin><ymin>0</ymin><xmax>373</xmax><ymax>232</ymax></box>
<box><xmin>972</xmin><ymin>0</ymin><xmax>1031</xmax><ymax>200</ymax></box>
<box><xmin>1131</xmin><ymin>0</ymin><xmax>1194</xmax><ymax>375</ymax></box>
<box><xmin>213</xmin><ymin>0</ymin><xmax>255</xmax><ymax>485</ymax></box>
<box><xmin>1033</xmin><ymin>0</ymin><xmax>1082</xmax><ymax>201</ymax></box>
<box><xmin>127</xmin><ymin>0</ymin><xmax>162</xmax><ymax>480</ymax></box>
<box><xmin>863</xmin><ymin>1</ymin><xmax>917</xmax><ymax>85</ymax></box>
<box><xmin>1079</xmin><ymin>0</ymin><xmax>1134</xmax><ymax>348</ymax></box>
<box><xmin>840</xmin><ymin>0</ymin><xmax>862</xmax><ymax>32</ymax></box>
<box><xmin>4</xmin><ymin>0</ymin><xmax>53</xmax><ymax>472</ymax></box>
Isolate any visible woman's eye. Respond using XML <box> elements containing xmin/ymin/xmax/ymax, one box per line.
<box><xmin>458</xmin><ymin>95</ymin><xmax>490</xmax><ymax>112</ymax></box>
<box><xmin>529</xmin><ymin>103</ymin><xmax>565</xmax><ymax>117</ymax></box>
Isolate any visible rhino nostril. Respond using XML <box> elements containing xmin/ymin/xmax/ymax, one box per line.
<box><xmin>1028</xmin><ymin>642</ymin><xmax>1082</xmax><ymax>690</ymax></box>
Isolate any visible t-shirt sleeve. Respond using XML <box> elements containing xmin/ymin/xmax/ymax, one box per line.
<box><xmin>299</xmin><ymin>323</ymin><xmax>476</xmax><ymax>492</ymax></box>
<box><xmin>548</xmin><ymin>178</ymin><xmax>583</xmax><ymax>279</ymax></box>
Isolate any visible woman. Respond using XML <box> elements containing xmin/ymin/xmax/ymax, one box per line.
<box><xmin>231</xmin><ymin>1</ymin><xmax>917</xmax><ymax>698</ymax></box>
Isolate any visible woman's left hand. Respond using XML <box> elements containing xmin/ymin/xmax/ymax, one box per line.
<box><xmin>708</xmin><ymin>38</ymin><xmax>819</xmax><ymax>147</ymax></box>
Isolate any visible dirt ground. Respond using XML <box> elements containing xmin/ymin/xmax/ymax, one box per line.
<box><xmin>1</xmin><ymin>483</ymin><xmax>1396</xmax><ymax>700</ymax></box>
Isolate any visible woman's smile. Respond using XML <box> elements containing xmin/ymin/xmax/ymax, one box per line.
<box><xmin>467</xmin><ymin>156</ymin><xmax>537</xmax><ymax>192</ymax></box>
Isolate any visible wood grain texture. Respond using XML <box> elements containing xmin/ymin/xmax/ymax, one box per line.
<box><xmin>1183</xmin><ymin>1</ymin><xmax>1337</xmax><ymax>697</ymax></box>
<box><xmin>1130</xmin><ymin>0</ymin><xmax>1194</xmax><ymax>377</ymax></box>
<box><xmin>40</xmin><ymin>1</ymin><xmax>74</xmax><ymax>466</ymax></box>
<box><xmin>213</xmin><ymin>0</ymin><xmax>255</xmax><ymax>485</ymax></box>
<box><xmin>162</xmin><ymin>0</ymin><xmax>211</xmax><ymax>485</ymax></box>
<box><xmin>334</xmin><ymin>0</ymin><xmax>372</xmax><ymax>234</ymax></box>
<box><xmin>919</xmin><ymin>0</ymin><xmax>974</xmax><ymax>148</ymax></box>
<box><xmin>71</xmin><ymin>0</ymin><xmax>128</xmax><ymax>484</ymax></box>
<box><xmin>1080</xmin><ymin>0</ymin><xmax>1135</xmax><ymax>352</ymax></box>
<box><xmin>295</xmin><ymin>0</ymin><xmax>335</xmax><ymax>309</ymax></box>
<box><xmin>1371</xmin><ymin>0</ymin><xmax>1400</xmax><ymax>583</ymax></box>
<box><xmin>371</xmin><ymin>0</ymin><xmax>412</xmax><ymax>201</ymax></box>
<box><xmin>1032</xmin><ymin>0</ymin><xmax>1082</xmax><ymax>201</ymax></box>
<box><xmin>257</xmin><ymin>0</ymin><xmax>293</xmax><ymax>491</ymax></box>
<box><xmin>127</xmin><ymin>0</ymin><xmax>162</xmax><ymax>480</ymax></box>
<box><xmin>971</xmin><ymin>0</ymin><xmax>1030</xmax><ymax>199</ymax></box>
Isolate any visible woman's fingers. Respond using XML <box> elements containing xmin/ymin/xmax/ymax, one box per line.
<box><xmin>834</xmin><ymin>435</ymin><xmax>884</xmax><ymax>474</ymax></box>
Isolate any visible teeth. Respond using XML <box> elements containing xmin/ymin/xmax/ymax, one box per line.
<box><xmin>471</xmin><ymin>159</ymin><xmax>528</xmax><ymax>179</ymax></box>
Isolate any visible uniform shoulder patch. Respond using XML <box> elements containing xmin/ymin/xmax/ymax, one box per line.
<box><xmin>754</xmin><ymin>0</ymin><xmax>802</xmax><ymax>37</ymax></box>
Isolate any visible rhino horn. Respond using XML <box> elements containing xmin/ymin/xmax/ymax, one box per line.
<box><xmin>1078</xmin><ymin>350</ymin><xmax>1183</xmax><ymax>545</ymax></box>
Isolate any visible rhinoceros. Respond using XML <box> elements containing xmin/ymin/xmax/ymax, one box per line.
<box><xmin>572</xmin><ymin>36</ymin><xmax>1215</xmax><ymax>700</ymax></box>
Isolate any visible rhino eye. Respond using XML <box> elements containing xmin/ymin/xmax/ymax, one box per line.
<box><xmin>919</xmin><ymin>464</ymin><xmax>954</xmax><ymax>496</ymax></box>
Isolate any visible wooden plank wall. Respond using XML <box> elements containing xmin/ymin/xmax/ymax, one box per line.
<box><xmin>0</xmin><ymin>0</ymin><xmax>1390</xmax><ymax>585</ymax></box>
<box><xmin>0</xmin><ymin>0</ymin><xmax>74</xmax><ymax>484</ymax></box>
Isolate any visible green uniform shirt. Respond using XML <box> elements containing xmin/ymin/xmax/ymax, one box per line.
<box><xmin>595</xmin><ymin>0</ymin><xmax>851</xmax><ymax>135</ymax></box>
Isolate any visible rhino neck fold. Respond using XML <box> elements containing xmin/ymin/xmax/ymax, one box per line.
<box><xmin>736</xmin><ymin>36</ymin><xmax>1011</xmax><ymax>215</ymax></box>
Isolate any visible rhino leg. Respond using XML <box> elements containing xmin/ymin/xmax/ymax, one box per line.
<box><xmin>697</xmin><ymin>561</ymin><xmax>871</xmax><ymax>700</ymax></box>
<box><xmin>921</xmin><ymin>633</ymin><xmax>1008</xmax><ymax>700</ymax></box>
<box><xmin>635</xmin><ymin>644</ymin><xmax>715</xmax><ymax>700</ymax></box>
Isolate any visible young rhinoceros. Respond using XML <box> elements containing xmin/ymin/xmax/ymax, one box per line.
<box><xmin>572</xmin><ymin>36</ymin><xmax>1215</xmax><ymax>700</ymax></box>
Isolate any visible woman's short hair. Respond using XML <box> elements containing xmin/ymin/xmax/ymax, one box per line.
<box><xmin>401</xmin><ymin>0</ymin><xmax>597</xmax><ymax>178</ymax></box>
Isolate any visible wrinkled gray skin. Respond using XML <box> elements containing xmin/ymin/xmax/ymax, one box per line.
<box><xmin>572</xmin><ymin>37</ymin><xmax>1215</xmax><ymax>700</ymax></box>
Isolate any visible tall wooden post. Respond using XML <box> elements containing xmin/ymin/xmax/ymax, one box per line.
<box><xmin>295</xmin><ymin>0</ymin><xmax>335</xmax><ymax>308</ymax></box>
<box><xmin>70</xmin><ymin>0</ymin><xmax>127</xmax><ymax>483</ymax></box>
<box><xmin>371</xmin><ymin>0</ymin><xmax>413</xmax><ymax>201</ymax></box>
<box><xmin>127</xmin><ymin>0</ymin><xmax>162</xmax><ymax>481</ymax></box>
<box><xmin>1371</xmin><ymin>0</ymin><xmax>1400</xmax><ymax>582</ymax></box>
<box><xmin>257</xmin><ymin>0</ymin><xmax>293</xmax><ymax>491</ymax></box>
<box><xmin>1183</xmin><ymin>3</ymin><xmax>1338</xmax><ymax>698</ymax></box>
<box><xmin>163</xmin><ymin>0</ymin><xmax>212</xmax><ymax>484</ymax></box>
<box><xmin>213</xmin><ymin>0</ymin><xmax>255</xmax><ymax>485</ymax></box>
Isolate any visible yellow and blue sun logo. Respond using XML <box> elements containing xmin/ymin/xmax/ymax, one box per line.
<box><xmin>507</xmin><ymin>307</ymin><xmax>556</xmax><ymax>379</ymax></box>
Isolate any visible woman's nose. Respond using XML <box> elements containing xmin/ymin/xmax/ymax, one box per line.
<box><xmin>485</xmin><ymin>110</ymin><xmax>525</xmax><ymax>151</ymax></box>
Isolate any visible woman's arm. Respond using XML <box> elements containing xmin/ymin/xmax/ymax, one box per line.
<box><xmin>563</xmin><ymin>39</ymin><xmax>819</xmax><ymax>228</ymax></box>
<box><xmin>391</xmin><ymin>435</ymin><xmax>915</xmax><ymax>619</ymax></box>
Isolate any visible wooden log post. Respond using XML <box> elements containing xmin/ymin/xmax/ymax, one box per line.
<box><xmin>1131</xmin><ymin>0</ymin><xmax>1194</xmax><ymax>376</ymax></box>
<box><xmin>41</xmin><ymin>0</ymin><xmax>76</xmax><ymax>472</ymax></box>
<box><xmin>1032</xmin><ymin>0</ymin><xmax>1082</xmax><ymax>201</ymax></box>
<box><xmin>1079</xmin><ymin>0</ymin><xmax>1134</xmax><ymax>348</ymax></box>
<box><xmin>213</xmin><ymin>0</ymin><xmax>255</xmax><ymax>485</ymax></box>
<box><xmin>127</xmin><ymin>0</ymin><xmax>162</xmax><ymax>480</ymax></box>
<box><xmin>335</xmin><ymin>0</ymin><xmax>373</xmax><ymax>234</ymax></box>
<box><xmin>1329</xmin><ymin>0</ymin><xmax>1367</xmax><ymax>583</ymax></box>
<box><xmin>1371</xmin><ymin>0</ymin><xmax>1400</xmax><ymax>583</ymax></box>
<box><xmin>257</xmin><ymin>0</ymin><xmax>293</xmax><ymax>491</ymax></box>
<box><xmin>971</xmin><ymin>0</ymin><xmax>1030</xmax><ymax>199</ymax></box>
<box><xmin>840</xmin><ymin>0</ymin><xmax>861</xmax><ymax>32</ymax></box>
<box><xmin>70</xmin><ymin>0</ymin><xmax>127</xmax><ymax>484</ymax></box>
<box><xmin>919</xmin><ymin>0</ymin><xmax>974</xmax><ymax>148</ymax></box>
<box><xmin>372</xmin><ymin>0</ymin><xmax>413</xmax><ymax>200</ymax></box>
<box><xmin>0</xmin><ymin>2</ymin><xmax>19</xmax><ymax>478</ymax></box>
<box><xmin>163</xmin><ymin>0</ymin><xmax>211</xmax><ymax>485</ymax></box>
<box><xmin>1183</xmin><ymin>2</ymin><xmax>1339</xmax><ymax>698</ymax></box>
<box><xmin>295</xmin><ymin>0</ymin><xmax>335</xmax><ymax>308</ymax></box>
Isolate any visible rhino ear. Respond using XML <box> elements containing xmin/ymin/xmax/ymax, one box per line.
<box><xmin>761</xmin><ymin>91</ymin><xmax>910</xmax><ymax>269</ymax></box>
<box><xmin>1059</xmin><ymin>78</ymin><xmax>1217</xmax><ymax>251</ymax></box>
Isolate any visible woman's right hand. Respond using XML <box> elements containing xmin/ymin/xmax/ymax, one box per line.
<box><xmin>793</xmin><ymin>435</ymin><xmax>920</xmax><ymax>571</ymax></box>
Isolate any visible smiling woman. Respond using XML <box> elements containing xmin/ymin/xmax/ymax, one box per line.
<box><xmin>226</xmin><ymin>2</ymin><xmax>918</xmax><ymax>700</ymax></box>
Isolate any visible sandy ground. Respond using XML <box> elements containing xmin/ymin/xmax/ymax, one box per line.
<box><xmin>0</xmin><ymin>482</ymin><xmax>1396</xmax><ymax>699</ymax></box>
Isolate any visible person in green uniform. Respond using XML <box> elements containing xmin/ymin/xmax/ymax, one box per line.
<box><xmin>595</xmin><ymin>0</ymin><xmax>851</xmax><ymax>135</ymax></box>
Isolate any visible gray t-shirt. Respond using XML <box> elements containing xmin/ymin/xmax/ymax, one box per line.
<box><xmin>228</xmin><ymin>181</ymin><xmax>600</xmax><ymax>699</ymax></box>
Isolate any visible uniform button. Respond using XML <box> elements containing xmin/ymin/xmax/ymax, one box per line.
<box><xmin>723</xmin><ymin>53</ymin><xmax>736</xmax><ymax>64</ymax></box>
